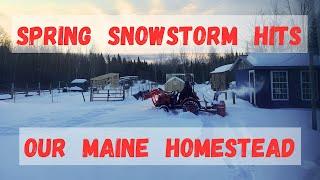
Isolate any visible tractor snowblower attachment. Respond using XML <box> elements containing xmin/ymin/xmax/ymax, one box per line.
<box><xmin>133</xmin><ymin>90</ymin><xmax>150</xmax><ymax>100</ymax></box>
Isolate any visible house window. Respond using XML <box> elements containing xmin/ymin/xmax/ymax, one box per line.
<box><xmin>300</xmin><ymin>71</ymin><xmax>312</xmax><ymax>100</ymax></box>
<box><xmin>271</xmin><ymin>71</ymin><xmax>289</xmax><ymax>100</ymax></box>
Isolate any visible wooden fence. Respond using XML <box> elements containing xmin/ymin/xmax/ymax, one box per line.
<box><xmin>90</xmin><ymin>88</ymin><xmax>125</xmax><ymax>102</ymax></box>
<box><xmin>0</xmin><ymin>82</ymin><xmax>66</xmax><ymax>101</ymax></box>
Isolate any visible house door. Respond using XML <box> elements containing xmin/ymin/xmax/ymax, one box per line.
<box><xmin>249</xmin><ymin>70</ymin><xmax>256</xmax><ymax>105</ymax></box>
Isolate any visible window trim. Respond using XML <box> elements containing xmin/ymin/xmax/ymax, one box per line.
<box><xmin>300</xmin><ymin>70</ymin><xmax>319</xmax><ymax>101</ymax></box>
<box><xmin>270</xmin><ymin>70</ymin><xmax>289</xmax><ymax>101</ymax></box>
<box><xmin>300</xmin><ymin>71</ymin><xmax>312</xmax><ymax>101</ymax></box>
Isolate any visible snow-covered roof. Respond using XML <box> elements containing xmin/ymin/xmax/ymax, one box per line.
<box><xmin>166</xmin><ymin>77</ymin><xmax>185</xmax><ymax>83</ymax></box>
<box><xmin>245</xmin><ymin>53</ymin><xmax>320</xmax><ymax>67</ymax></box>
<box><xmin>71</xmin><ymin>79</ymin><xmax>87</xmax><ymax>83</ymax></box>
<box><xmin>91</xmin><ymin>73</ymin><xmax>119</xmax><ymax>81</ymax></box>
<box><xmin>210</xmin><ymin>64</ymin><xmax>233</xmax><ymax>74</ymax></box>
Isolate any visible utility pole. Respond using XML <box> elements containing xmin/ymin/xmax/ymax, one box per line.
<box><xmin>309</xmin><ymin>6</ymin><xmax>319</xmax><ymax>130</ymax></box>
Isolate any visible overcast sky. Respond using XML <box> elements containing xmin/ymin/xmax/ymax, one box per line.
<box><xmin>0</xmin><ymin>0</ymin><xmax>316</xmax><ymax>56</ymax></box>
<box><xmin>1</xmin><ymin>0</ymin><xmax>316</xmax><ymax>33</ymax></box>
<box><xmin>0</xmin><ymin>0</ymin><xmax>271</xmax><ymax>15</ymax></box>
<box><xmin>0</xmin><ymin>0</ymin><xmax>286</xmax><ymax>32</ymax></box>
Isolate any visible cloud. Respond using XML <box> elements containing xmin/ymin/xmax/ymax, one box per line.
<box><xmin>180</xmin><ymin>3</ymin><xmax>198</xmax><ymax>14</ymax></box>
<box><xmin>149</xmin><ymin>0</ymin><xmax>165</xmax><ymax>14</ymax></box>
<box><xmin>0</xmin><ymin>1</ymin><xmax>105</xmax><ymax>33</ymax></box>
<box><xmin>114</xmin><ymin>0</ymin><xmax>136</xmax><ymax>14</ymax></box>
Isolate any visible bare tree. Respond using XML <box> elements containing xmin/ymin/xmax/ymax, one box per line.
<box><xmin>284</xmin><ymin>0</ymin><xmax>319</xmax><ymax>130</ymax></box>
<box><xmin>0</xmin><ymin>27</ymin><xmax>10</xmax><ymax>47</ymax></box>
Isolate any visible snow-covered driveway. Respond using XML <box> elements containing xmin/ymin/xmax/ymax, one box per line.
<box><xmin>0</xmin><ymin>84</ymin><xmax>319</xmax><ymax>180</ymax></box>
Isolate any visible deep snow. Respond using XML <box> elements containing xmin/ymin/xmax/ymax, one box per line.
<box><xmin>0</xmin><ymin>84</ymin><xmax>319</xmax><ymax>180</ymax></box>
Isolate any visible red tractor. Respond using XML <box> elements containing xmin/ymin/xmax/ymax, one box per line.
<box><xmin>133</xmin><ymin>83</ymin><xmax>226</xmax><ymax>117</ymax></box>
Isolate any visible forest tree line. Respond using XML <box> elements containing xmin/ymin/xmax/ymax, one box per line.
<box><xmin>1</xmin><ymin>0</ymin><xmax>319</xmax><ymax>91</ymax></box>
<box><xmin>0</xmin><ymin>42</ymin><xmax>240</xmax><ymax>90</ymax></box>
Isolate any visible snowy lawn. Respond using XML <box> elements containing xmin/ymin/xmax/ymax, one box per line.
<box><xmin>0</xmin><ymin>84</ymin><xmax>319</xmax><ymax>180</ymax></box>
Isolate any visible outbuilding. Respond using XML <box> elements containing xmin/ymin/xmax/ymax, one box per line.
<box><xmin>164</xmin><ymin>77</ymin><xmax>185</xmax><ymax>92</ymax></box>
<box><xmin>90</xmin><ymin>73</ymin><xmax>119</xmax><ymax>89</ymax></box>
<box><xmin>69</xmin><ymin>79</ymin><xmax>89</xmax><ymax>92</ymax></box>
<box><xmin>234</xmin><ymin>53</ymin><xmax>320</xmax><ymax>108</ymax></box>
<box><xmin>210</xmin><ymin>63</ymin><xmax>235</xmax><ymax>91</ymax></box>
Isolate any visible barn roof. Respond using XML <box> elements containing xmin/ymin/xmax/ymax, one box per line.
<box><xmin>244</xmin><ymin>53</ymin><xmax>320</xmax><ymax>67</ymax></box>
<box><xmin>210</xmin><ymin>64</ymin><xmax>234</xmax><ymax>74</ymax></box>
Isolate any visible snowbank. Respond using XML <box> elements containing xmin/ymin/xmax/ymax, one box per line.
<box><xmin>0</xmin><ymin>84</ymin><xmax>319</xmax><ymax>180</ymax></box>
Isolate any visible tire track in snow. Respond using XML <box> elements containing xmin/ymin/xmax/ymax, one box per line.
<box><xmin>195</xmin><ymin>84</ymin><xmax>255</xmax><ymax>180</ymax></box>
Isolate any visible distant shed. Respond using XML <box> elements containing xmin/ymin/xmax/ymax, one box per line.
<box><xmin>70</xmin><ymin>79</ymin><xmax>89</xmax><ymax>91</ymax></box>
<box><xmin>164</xmin><ymin>77</ymin><xmax>185</xmax><ymax>92</ymax></box>
<box><xmin>210</xmin><ymin>63</ymin><xmax>235</xmax><ymax>91</ymax></box>
<box><xmin>90</xmin><ymin>73</ymin><xmax>119</xmax><ymax>89</ymax></box>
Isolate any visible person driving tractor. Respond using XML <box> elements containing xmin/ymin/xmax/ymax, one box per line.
<box><xmin>178</xmin><ymin>81</ymin><xmax>198</xmax><ymax>103</ymax></box>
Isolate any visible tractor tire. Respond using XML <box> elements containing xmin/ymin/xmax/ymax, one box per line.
<box><xmin>182</xmin><ymin>100</ymin><xmax>200</xmax><ymax>115</ymax></box>
<box><xmin>159</xmin><ymin>105</ymin><xmax>169</xmax><ymax>112</ymax></box>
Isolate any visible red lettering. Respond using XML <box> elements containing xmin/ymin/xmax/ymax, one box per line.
<box><xmin>194</xmin><ymin>139</ymin><xmax>211</xmax><ymax>157</ymax></box>
<box><xmin>211</xmin><ymin>138</ymin><xmax>224</xmax><ymax>157</ymax></box>
<box><xmin>135</xmin><ymin>26</ymin><xmax>148</xmax><ymax>45</ymax></box>
<box><xmin>254</xmin><ymin>26</ymin><xmax>269</xmax><ymax>45</ymax></box>
<box><xmin>180</xmin><ymin>138</ymin><xmax>194</xmax><ymax>157</ymax></box>
<box><xmin>121</xmin><ymin>27</ymin><xmax>134</xmax><ymax>45</ymax></box>
<box><xmin>266</xmin><ymin>139</ymin><xmax>281</xmax><ymax>157</ymax></box>
<box><xmin>29</xmin><ymin>27</ymin><xmax>42</xmax><ymax>45</ymax></box>
<box><xmin>238</xmin><ymin>138</ymin><xmax>251</xmax><ymax>157</ymax></box>
<box><xmin>225</xmin><ymin>139</ymin><xmax>237</xmax><ymax>157</ymax></box>
<box><xmin>78</xmin><ymin>26</ymin><xmax>91</xmax><ymax>45</ymax></box>
<box><xmin>222</xmin><ymin>27</ymin><xmax>237</xmax><ymax>45</ymax></box>
<box><xmin>63</xmin><ymin>27</ymin><xmax>77</xmax><ymax>45</ymax></box>
<box><xmin>24</xmin><ymin>138</ymin><xmax>37</xmax><ymax>157</ymax></box>
<box><xmin>99</xmin><ymin>139</ymin><xmax>114</xmax><ymax>157</ymax></box>
<box><xmin>167</xmin><ymin>27</ymin><xmax>178</xmax><ymax>45</ymax></box>
<box><xmin>52</xmin><ymin>138</ymin><xmax>65</xmax><ymax>157</ymax></box>
<box><xmin>44</xmin><ymin>27</ymin><xmax>57</xmax><ymax>45</ymax></box>
<box><xmin>17</xmin><ymin>27</ymin><xmax>29</xmax><ymax>45</ymax></box>
<box><xmin>207</xmin><ymin>27</ymin><xmax>220</xmax><ymax>45</ymax></box>
<box><xmin>282</xmin><ymin>138</ymin><xmax>295</xmax><ymax>157</ymax></box>
<box><xmin>108</xmin><ymin>26</ymin><xmax>120</xmax><ymax>45</ymax></box>
<box><xmin>149</xmin><ymin>27</ymin><xmax>165</xmax><ymax>45</ymax></box>
<box><xmin>136</xmin><ymin>138</ymin><xmax>149</xmax><ymax>157</ymax></box>
<box><xmin>289</xmin><ymin>26</ymin><xmax>301</xmax><ymax>45</ymax></box>
<box><xmin>165</xmin><ymin>138</ymin><xmax>180</xmax><ymax>157</ymax></box>
<box><xmin>83</xmin><ymin>138</ymin><xmax>99</xmax><ymax>157</ymax></box>
<box><xmin>179</xmin><ymin>26</ymin><xmax>193</xmax><ymax>45</ymax></box>
<box><xmin>252</xmin><ymin>138</ymin><xmax>265</xmax><ymax>157</ymax></box>
<box><xmin>193</xmin><ymin>26</ymin><xmax>206</xmax><ymax>45</ymax></box>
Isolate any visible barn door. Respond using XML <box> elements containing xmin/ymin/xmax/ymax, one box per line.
<box><xmin>249</xmin><ymin>70</ymin><xmax>256</xmax><ymax>105</ymax></box>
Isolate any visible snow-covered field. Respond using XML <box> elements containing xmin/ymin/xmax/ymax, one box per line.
<box><xmin>0</xmin><ymin>84</ymin><xmax>319</xmax><ymax>180</ymax></box>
